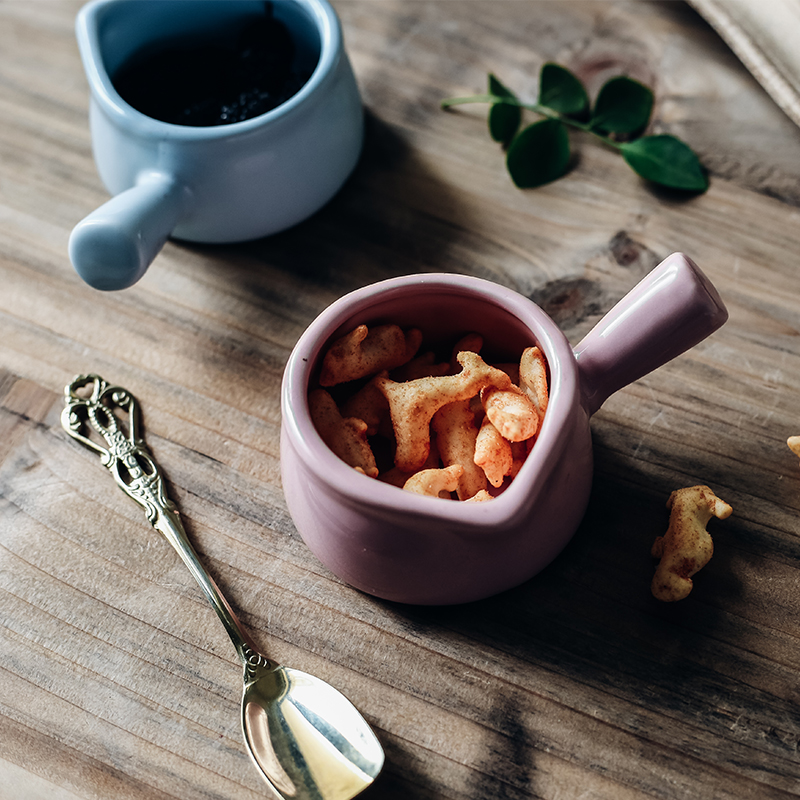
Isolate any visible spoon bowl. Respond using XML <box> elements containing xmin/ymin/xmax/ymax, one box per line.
<box><xmin>61</xmin><ymin>374</ymin><xmax>384</xmax><ymax>800</ymax></box>
<box><xmin>243</xmin><ymin>660</ymin><xmax>385</xmax><ymax>799</ymax></box>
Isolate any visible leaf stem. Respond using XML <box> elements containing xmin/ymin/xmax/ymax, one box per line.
<box><xmin>441</xmin><ymin>93</ymin><xmax>624</xmax><ymax>151</ymax></box>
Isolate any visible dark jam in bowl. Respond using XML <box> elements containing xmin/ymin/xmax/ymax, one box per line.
<box><xmin>112</xmin><ymin>6</ymin><xmax>315</xmax><ymax>126</ymax></box>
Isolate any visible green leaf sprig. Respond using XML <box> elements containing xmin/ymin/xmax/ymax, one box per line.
<box><xmin>442</xmin><ymin>63</ymin><xmax>708</xmax><ymax>193</ymax></box>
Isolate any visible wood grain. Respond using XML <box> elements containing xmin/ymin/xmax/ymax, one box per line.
<box><xmin>2</xmin><ymin>1</ymin><xmax>800</xmax><ymax>798</ymax></box>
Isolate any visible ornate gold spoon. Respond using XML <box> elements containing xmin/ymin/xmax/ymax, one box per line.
<box><xmin>61</xmin><ymin>374</ymin><xmax>384</xmax><ymax>800</ymax></box>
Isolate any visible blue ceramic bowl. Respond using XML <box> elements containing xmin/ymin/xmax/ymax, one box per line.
<box><xmin>70</xmin><ymin>0</ymin><xmax>363</xmax><ymax>290</ymax></box>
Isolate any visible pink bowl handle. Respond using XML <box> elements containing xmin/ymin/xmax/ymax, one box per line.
<box><xmin>573</xmin><ymin>252</ymin><xmax>727</xmax><ymax>416</ymax></box>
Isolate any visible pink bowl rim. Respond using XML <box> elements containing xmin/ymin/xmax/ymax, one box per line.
<box><xmin>281</xmin><ymin>272</ymin><xmax>582</xmax><ymax>530</ymax></box>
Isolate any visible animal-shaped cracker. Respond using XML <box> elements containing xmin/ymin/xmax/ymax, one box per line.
<box><xmin>474</xmin><ymin>416</ymin><xmax>513</xmax><ymax>488</ymax></box>
<box><xmin>449</xmin><ymin>333</ymin><xmax>483</xmax><ymax>373</ymax></box>
<box><xmin>519</xmin><ymin>346</ymin><xmax>549</xmax><ymax>418</ymax></box>
<box><xmin>308</xmin><ymin>389</ymin><xmax>379</xmax><ymax>478</ymax></box>
<box><xmin>379</xmin><ymin>437</ymin><xmax>441</xmax><ymax>488</ymax></box>
<box><xmin>432</xmin><ymin>399</ymin><xmax>487</xmax><ymax>500</ymax></box>
<box><xmin>481</xmin><ymin>384</ymin><xmax>539</xmax><ymax>442</ymax></box>
<box><xmin>651</xmin><ymin>485</ymin><xmax>732</xmax><ymax>602</ymax></box>
<box><xmin>391</xmin><ymin>352</ymin><xmax>449</xmax><ymax>382</ymax></box>
<box><xmin>493</xmin><ymin>363</ymin><xmax>520</xmax><ymax>385</ymax></box>
<box><xmin>310</xmin><ymin>322</ymin><xmax>550</xmax><ymax>501</ymax></box>
<box><xmin>376</xmin><ymin>351</ymin><xmax>512</xmax><ymax>472</ymax></box>
<box><xmin>341</xmin><ymin>374</ymin><xmax>389</xmax><ymax>437</ymax></box>
<box><xmin>788</xmin><ymin>436</ymin><xmax>800</xmax><ymax>459</ymax></box>
<box><xmin>466</xmin><ymin>489</ymin><xmax>493</xmax><ymax>503</ymax></box>
<box><xmin>508</xmin><ymin>439</ymin><xmax>533</xmax><ymax>479</ymax></box>
<box><xmin>403</xmin><ymin>464</ymin><xmax>463</xmax><ymax>498</ymax></box>
<box><xmin>319</xmin><ymin>324</ymin><xmax>422</xmax><ymax>386</ymax></box>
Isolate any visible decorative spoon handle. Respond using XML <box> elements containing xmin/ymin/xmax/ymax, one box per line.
<box><xmin>61</xmin><ymin>374</ymin><xmax>263</xmax><ymax>668</ymax></box>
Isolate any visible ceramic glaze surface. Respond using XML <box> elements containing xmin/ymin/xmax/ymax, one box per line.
<box><xmin>70</xmin><ymin>0</ymin><xmax>363</xmax><ymax>290</ymax></box>
<box><xmin>279</xmin><ymin>257</ymin><xmax>728</xmax><ymax>605</ymax></box>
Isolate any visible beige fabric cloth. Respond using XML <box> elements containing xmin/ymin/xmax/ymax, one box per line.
<box><xmin>688</xmin><ymin>0</ymin><xmax>800</xmax><ymax>127</ymax></box>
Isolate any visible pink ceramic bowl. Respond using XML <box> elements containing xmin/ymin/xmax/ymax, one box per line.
<box><xmin>280</xmin><ymin>253</ymin><xmax>727</xmax><ymax>605</ymax></box>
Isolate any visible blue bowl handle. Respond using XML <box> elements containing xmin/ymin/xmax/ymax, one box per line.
<box><xmin>69</xmin><ymin>172</ymin><xmax>191</xmax><ymax>291</ymax></box>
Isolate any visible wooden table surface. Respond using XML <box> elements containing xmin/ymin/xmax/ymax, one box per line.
<box><xmin>3</xmin><ymin>2</ymin><xmax>800</xmax><ymax>798</ymax></box>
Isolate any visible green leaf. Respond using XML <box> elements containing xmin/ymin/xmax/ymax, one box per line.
<box><xmin>487</xmin><ymin>74</ymin><xmax>521</xmax><ymax>143</ymax></box>
<box><xmin>590</xmin><ymin>76</ymin><xmax>653</xmax><ymax>134</ymax></box>
<box><xmin>506</xmin><ymin>118</ymin><xmax>571</xmax><ymax>188</ymax></box>
<box><xmin>620</xmin><ymin>135</ymin><xmax>708</xmax><ymax>191</ymax></box>
<box><xmin>538</xmin><ymin>63</ymin><xmax>589</xmax><ymax>118</ymax></box>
